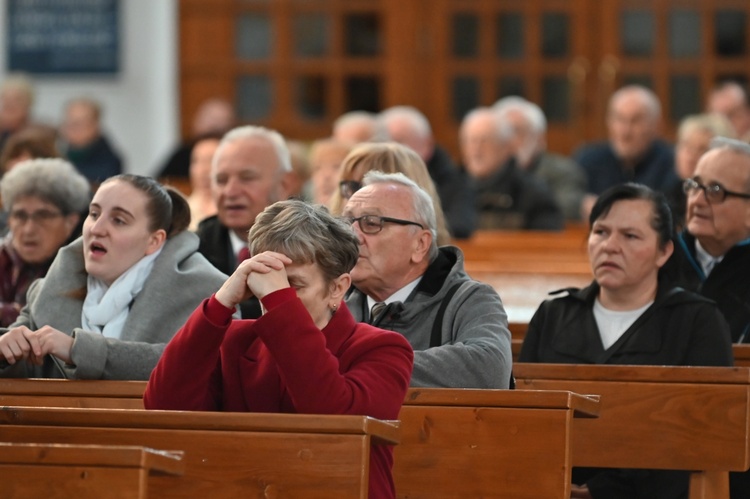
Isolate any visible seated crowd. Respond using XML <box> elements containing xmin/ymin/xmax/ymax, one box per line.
<box><xmin>1</xmin><ymin>72</ymin><xmax>750</xmax><ymax>499</ymax></box>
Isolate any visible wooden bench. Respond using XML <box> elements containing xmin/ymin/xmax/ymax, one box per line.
<box><xmin>0</xmin><ymin>442</ymin><xmax>184</xmax><ymax>499</ymax></box>
<box><xmin>396</xmin><ymin>388</ymin><xmax>600</xmax><ymax>499</ymax></box>
<box><xmin>512</xmin><ymin>338</ymin><xmax>750</xmax><ymax>366</ymax></box>
<box><xmin>734</xmin><ymin>345</ymin><xmax>750</xmax><ymax>367</ymax></box>
<box><xmin>0</xmin><ymin>378</ymin><xmax>145</xmax><ymax>409</ymax></box>
<box><xmin>0</xmin><ymin>380</ymin><xmax>600</xmax><ymax>498</ymax></box>
<box><xmin>0</xmin><ymin>407</ymin><xmax>398</xmax><ymax>498</ymax></box>
<box><xmin>514</xmin><ymin>363</ymin><xmax>750</xmax><ymax>499</ymax></box>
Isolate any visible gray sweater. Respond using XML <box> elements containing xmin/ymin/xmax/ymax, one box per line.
<box><xmin>345</xmin><ymin>246</ymin><xmax>512</xmax><ymax>388</ymax></box>
<box><xmin>0</xmin><ymin>231</ymin><xmax>227</xmax><ymax>380</ymax></box>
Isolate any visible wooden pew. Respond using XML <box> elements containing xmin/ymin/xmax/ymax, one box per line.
<box><xmin>512</xmin><ymin>340</ymin><xmax>750</xmax><ymax>367</ymax></box>
<box><xmin>1</xmin><ymin>442</ymin><xmax>184</xmax><ymax>499</ymax></box>
<box><xmin>0</xmin><ymin>407</ymin><xmax>398</xmax><ymax>498</ymax></box>
<box><xmin>514</xmin><ymin>363</ymin><xmax>750</xmax><ymax>499</ymax></box>
<box><xmin>396</xmin><ymin>388</ymin><xmax>600</xmax><ymax>499</ymax></box>
<box><xmin>734</xmin><ymin>345</ymin><xmax>750</xmax><ymax>367</ymax></box>
<box><xmin>0</xmin><ymin>378</ymin><xmax>145</xmax><ymax>409</ymax></box>
<box><xmin>0</xmin><ymin>380</ymin><xmax>600</xmax><ymax>498</ymax></box>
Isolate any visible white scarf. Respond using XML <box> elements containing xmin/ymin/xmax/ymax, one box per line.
<box><xmin>81</xmin><ymin>248</ymin><xmax>163</xmax><ymax>339</ymax></box>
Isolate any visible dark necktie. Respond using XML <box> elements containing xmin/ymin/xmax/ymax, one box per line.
<box><xmin>370</xmin><ymin>302</ymin><xmax>386</xmax><ymax>324</ymax></box>
<box><xmin>237</xmin><ymin>247</ymin><xmax>251</xmax><ymax>268</ymax></box>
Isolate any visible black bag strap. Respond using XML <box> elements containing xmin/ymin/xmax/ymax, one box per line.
<box><xmin>430</xmin><ymin>282</ymin><xmax>464</xmax><ymax>348</ymax></box>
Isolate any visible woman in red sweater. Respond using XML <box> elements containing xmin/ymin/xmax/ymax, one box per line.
<box><xmin>144</xmin><ymin>199</ymin><xmax>414</xmax><ymax>499</ymax></box>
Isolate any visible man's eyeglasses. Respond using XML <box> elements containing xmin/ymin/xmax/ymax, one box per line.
<box><xmin>339</xmin><ymin>180</ymin><xmax>362</xmax><ymax>199</ymax></box>
<box><xmin>9</xmin><ymin>209</ymin><xmax>64</xmax><ymax>226</ymax></box>
<box><xmin>683</xmin><ymin>177</ymin><xmax>750</xmax><ymax>204</ymax></box>
<box><xmin>346</xmin><ymin>215</ymin><xmax>425</xmax><ymax>235</ymax></box>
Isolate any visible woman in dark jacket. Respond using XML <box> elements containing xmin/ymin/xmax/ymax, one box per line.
<box><xmin>519</xmin><ymin>183</ymin><xmax>733</xmax><ymax>499</ymax></box>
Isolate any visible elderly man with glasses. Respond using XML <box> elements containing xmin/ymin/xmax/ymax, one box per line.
<box><xmin>663</xmin><ymin>137</ymin><xmax>750</xmax><ymax>345</ymax></box>
<box><xmin>342</xmin><ymin>170</ymin><xmax>512</xmax><ymax>389</ymax></box>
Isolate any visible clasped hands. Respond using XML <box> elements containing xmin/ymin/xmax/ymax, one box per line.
<box><xmin>215</xmin><ymin>251</ymin><xmax>293</xmax><ymax>309</ymax></box>
<box><xmin>0</xmin><ymin>325</ymin><xmax>73</xmax><ymax>366</ymax></box>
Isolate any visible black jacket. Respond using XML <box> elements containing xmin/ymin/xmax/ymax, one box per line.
<box><xmin>195</xmin><ymin>216</ymin><xmax>261</xmax><ymax>319</ymax></box>
<box><xmin>471</xmin><ymin>158</ymin><xmax>564</xmax><ymax>231</ymax></box>
<box><xmin>519</xmin><ymin>280</ymin><xmax>733</xmax><ymax>499</ymax></box>
<box><xmin>426</xmin><ymin>146</ymin><xmax>476</xmax><ymax>238</ymax></box>
<box><xmin>661</xmin><ymin>231</ymin><xmax>750</xmax><ymax>343</ymax></box>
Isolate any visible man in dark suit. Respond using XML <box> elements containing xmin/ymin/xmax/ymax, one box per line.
<box><xmin>196</xmin><ymin>125</ymin><xmax>291</xmax><ymax>318</ymax></box>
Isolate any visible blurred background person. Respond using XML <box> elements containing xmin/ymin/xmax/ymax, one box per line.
<box><xmin>0</xmin><ymin>159</ymin><xmax>90</xmax><ymax>326</ymax></box>
<box><xmin>669</xmin><ymin>113</ymin><xmax>735</xmax><ymax>228</ymax></box>
<box><xmin>706</xmin><ymin>81</ymin><xmax>750</xmax><ymax>142</ymax></box>
<box><xmin>379</xmin><ymin>105</ymin><xmax>474</xmax><ymax>238</ymax></box>
<box><xmin>0</xmin><ymin>126</ymin><xmax>59</xmax><ymax>175</ymax></box>
<box><xmin>157</xmin><ymin>97</ymin><xmax>236</xmax><ymax>179</ymax></box>
<box><xmin>332</xmin><ymin>110</ymin><xmax>380</xmax><ymax>144</ymax></box>
<box><xmin>0</xmin><ymin>74</ymin><xmax>34</xmax><ymax>153</ymax></box>
<box><xmin>60</xmin><ymin>97</ymin><xmax>123</xmax><ymax>185</ymax></box>
<box><xmin>460</xmin><ymin>106</ymin><xmax>563</xmax><ymax>231</ymax></box>
<box><xmin>329</xmin><ymin>142</ymin><xmax>454</xmax><ymax>245</ymax></box>
<box><xmin>308</xmin><ymin>138</ymin><xmax>352</xmax><ymax>207</ymax></box>
<box><xmin>285</xmin><ymin>140</ymin><xmax>312</xmax><ymax>201</ymax></box>
<box><xmin>186</xmin><ymin>133</ymin><xmax>221</xmax><ymax>231</ymax></box>
<box><xmin>575</xmin><ymin>85</ymin><xmax>677</xmax><ymax>220</ymax></box>
<box><xmin>494</xmin><ymin>96</ymin><xmax>587</xmax><ymax>221</ymax></box>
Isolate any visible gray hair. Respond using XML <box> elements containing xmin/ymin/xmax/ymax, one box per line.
<box><xmin>1</xmin><ymin>158</ymin><xmax>90</xmax><ymax>214</ymax></box>
<box><xmin>215</xmin><ymin>125</ymin><xmax>292</xmax><ymax>174</ymax></box>
<box><xmin>361</xmin><ymin>170</ymin><xmax>439</xmax><ymax>261</ymax></box>
<box><xmin>249</xmin><ymin>199</ymin><xmax>359</xmax><ymax>283</ymax></box>
<box><xmin>379</xmin><ymin>106</ymin><xmax>432</xmax><ymax>139</ymax></box>
<box><xmin>708</xmin><ymin>137</ymin><xmax>750</xmax><ymax>191</ymax></box>
<box><xmin>610</xmin><ymin>85</ymin><xmax>662</xmax><ymax>122</ymax></box>
<box><xmin>333</xmin><ymin>111</ymin><xmax>386</xmax><ymax>140</ymax></box>
<box><xmin>461</xmin><ymin>107</ymin><xmax>514</xmax><ymax>142</ymax></box>
<box><xmin>494</xmin><ymin>96</ymin><xmax>547</xmax><ymax>135</ymax></box>
<box><xmin>678</xmin><ymin>113</ymin><xmax>736</xmax><ymax>141</ymax></box>
<box><xmin>710</xmin><ymin>136</ymin><xmax>750</xmax><ymax>157</ymax></box>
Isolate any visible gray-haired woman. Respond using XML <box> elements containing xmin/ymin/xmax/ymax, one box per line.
<box><xmin>0</xmin><ymin>158</ymin><xmax>90</xmax><ymax>326</ymax></box>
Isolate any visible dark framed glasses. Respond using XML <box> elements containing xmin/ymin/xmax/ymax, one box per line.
<box><xmin>346</xmin><ymin>214</ymin><xmax>425</xmax><ymax>235</ymax></box>
<box><xmin>683</xmin><ymin>177</ymin><xmax>750</xmax><ymax>204</ymax></box>
<box><xmin>339</xmin><ymin>180</ymin><xmax>362</xmax><ymax>199</ymax></box>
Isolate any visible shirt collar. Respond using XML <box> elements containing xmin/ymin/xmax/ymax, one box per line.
<box><xmin>366</xmin><ymin>276</ymin><xmax>422</xmax><ymax>312</ymax></box>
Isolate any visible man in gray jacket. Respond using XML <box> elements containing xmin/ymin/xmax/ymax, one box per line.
<box><xmin>343</xmin><ymin>171</ymin><xmax>512</xmax><ymax>388</ymax></box>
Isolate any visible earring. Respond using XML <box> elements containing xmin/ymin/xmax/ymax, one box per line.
<box><xmin>331</xmin><ymin>303</ymin><xmax>338</xmax><ymax>312</ymax></box>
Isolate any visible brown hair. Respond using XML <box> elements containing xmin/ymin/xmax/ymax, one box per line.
<box><xmin>101</xmin><ymin>174</ymin><xmax>191</xmax><ymax>238</ymax></box>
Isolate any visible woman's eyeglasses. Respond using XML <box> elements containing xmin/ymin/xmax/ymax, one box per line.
<box><xmin>683</xmin><ymin>177</ymin><xmax>750</xmax><ymax>204</ymax></box>
<box><xmin>9</xmin><ymin>209</ymin><xmax>64</xmax><ymax>226</ymax></box>
<box><xmin>346</xmin><ymin>215</ymin><xmax>424</xmax><ymax>235</ymax></box>
<box><xmin>339</xmin><ymin>180</ymin><xmax>362</xmax><ymax>199</ymax></box>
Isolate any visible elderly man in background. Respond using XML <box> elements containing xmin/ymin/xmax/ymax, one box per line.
<box><xmin>706</xmin><ymin>80</ymin><xmax>750</xmax><ymax>142</ymax></box>
<box><xmin>196</xmin><ymin>125</ymin><xmax>291</xmax><ymax>318</ymax></box>
<box><xmin>575</xmin><ymin>85</ymin><xmax>678</xmax><ymax>219</ymax></box>
<box><xmin>343</xmin><ymin>171</ymin><xmax>512</xmax><ymax>388</ymax></box>
<box><xmin>332</xmin><ymin>110</ymin><xmax>380</xmax><ymax>144</ymax></box>
<box><xmin>379</xmin><ymin>105</ymin><xmax>474</xmax><ymax>238</ymax></box>
<box><xmin>494</xmin><ymin>96</ymin><xmax>587</xmax><ymax>220</ymax></box>
<box><xmin>663</xmin><ymin>138</ymin><xmax>750</xmax><ymax>345</ymax></box>
<box><xmin>460</xmin><ymin>106</ymin><xmax>563</xmax><ymax>231</ymax></box>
